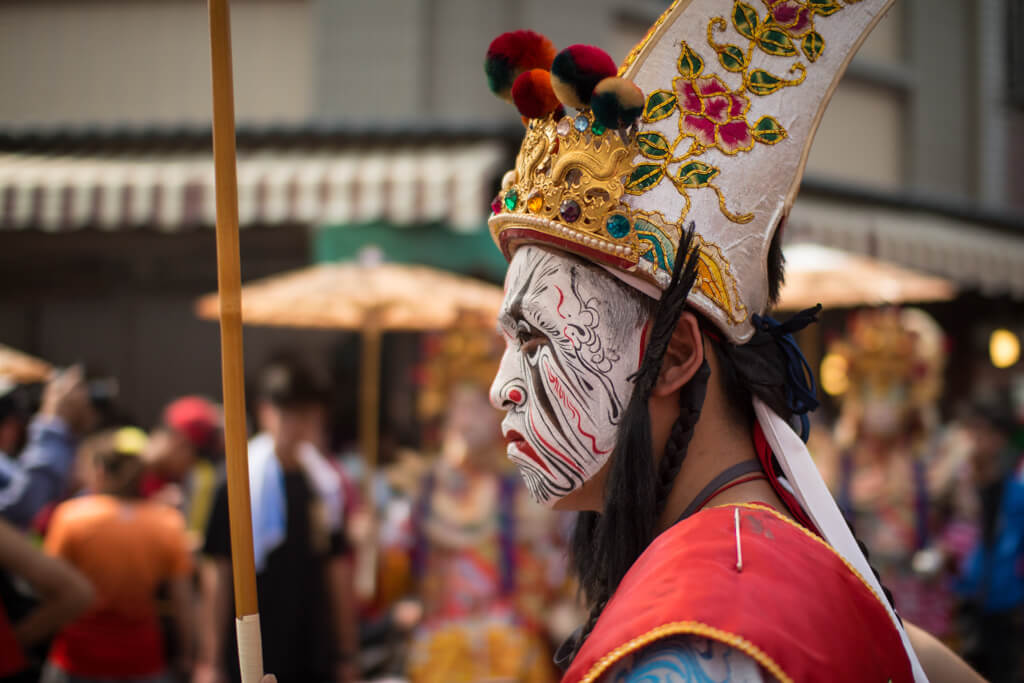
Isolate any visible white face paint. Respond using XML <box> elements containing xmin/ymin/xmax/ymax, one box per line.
<box><xmin>490</xmin><ymin>246</ymin><xmax>651</xmax><ymax>506</ymax></box>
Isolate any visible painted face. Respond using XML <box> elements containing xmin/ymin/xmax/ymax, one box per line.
<box><xmin>490</xmin><ymin>246</ymin><xmax>650</xmax><ymax>506</ymax></box>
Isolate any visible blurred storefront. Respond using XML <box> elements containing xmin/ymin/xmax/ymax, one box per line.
<box><xmin>0</xmin><ymin>128</ymin><xmax>507</xmax><ymax>428</ymax></box>
<box><xmin>2</xmin><ymin>0</ymin><xmax>1024</xmax><ymax>427</ymax></box>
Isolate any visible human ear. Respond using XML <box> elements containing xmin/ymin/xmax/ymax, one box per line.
<box><xmin>650</xmin><ymin>311</ymin><xmax>705</xmax><ymax>398</ymax></box>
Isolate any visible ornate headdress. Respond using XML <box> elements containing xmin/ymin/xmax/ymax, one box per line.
<box><xmin>825</xmin><ymin>307</ymin><xmax>947</xmax><ymax>407</ymax></box>
<box><xmin>824</xmin><ymin>307</ymin><xmax>947</xmax><ymax>450</ymax></box>
<box><xmin>485</xmin><ymin>2</ymin><xmax>926</xmax><ymax>679</ymax></box>
<box><xmin>488</xmin><ymin>0</ymin><xmax>895</xmax><ymax>343</ymax></box>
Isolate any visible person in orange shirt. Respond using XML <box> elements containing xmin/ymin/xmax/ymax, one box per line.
<box><xmin>41</xmin><ymin>427</ymin><xmax>194</xmax><ymax>683</ymax></box>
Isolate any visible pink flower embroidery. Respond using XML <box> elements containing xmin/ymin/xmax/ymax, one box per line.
<box><xmin>765</xmin><ymin>0</ymin><xmax>813</xmax><ymax>37</ymax></box>
<box><xmin>677</xmin><ymin>76</ymin><xmax>753</xmax><ymax>155</ymax></box>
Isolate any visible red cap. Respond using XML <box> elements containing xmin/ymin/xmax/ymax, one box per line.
<box><xmin>163</xmin><ymin>396</ymin><xmax>221</xmax><ymax>454</ymax></box>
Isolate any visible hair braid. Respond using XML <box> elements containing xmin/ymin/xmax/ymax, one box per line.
<box><xmin>654</xmin><ymin>359</ymin><xmax>710</xmax><ymax>515</ymax></box>
<box><xmin>852</xmin><ymin>525</ymin><xmax>900</xmax><ymax>620</ymax></box>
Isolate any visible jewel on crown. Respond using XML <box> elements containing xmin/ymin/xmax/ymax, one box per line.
<box><xmin>494</xmin><ymin>110</ymin><xmax>636</xmax><ymax>245</ymax></box>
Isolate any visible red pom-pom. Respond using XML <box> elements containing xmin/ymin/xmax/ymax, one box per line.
<box><xmin>485</xmin><ymin>30</ymin><xmax>557</xmax><ymax>102</ymax></box>
<box><xmin>591</xmin><ymin>77</ymin><xmax>645</xmax><ymax>129</ymax></box>
<box><xmin>511</xmin><ymin>69</ymin><xmax>561</xmax><ymax>119</ymax></box>
<box><xmin>550</xmin><ymin>45</ymin><xmax>618</xmax><ymax>110</ymax></box>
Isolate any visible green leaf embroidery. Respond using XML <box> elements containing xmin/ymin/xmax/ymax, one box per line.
<box><xmin>625</xmin><ymin>164</ymin><xmax>665</xmax><ymax>193</ymax></box>
<box><xmin>801</xmin><ymin>31</ymin><xmax>825</xmax><ymax>62</ymax></box>
<box><xmin>717</xmin><ymin>44</ymin><xmax>747</xmax><ymax>72</ymax></box>
<box><xmin>643</xmin><ymin>90</ymin><xmax>678</xmax><ymax>122</ymax></box>
<box><xmin>747</xmin><ymin>69</ymin><xmax>785</xmax><ymax>96</ymax></box>
<box><xmin>750</xmin><ymin>116</ymin><xmax>787</xmax><ymax>144</ymax></box>
<box><xmin>732</xmin><ymin>2</ymin><xmax>759</xmax><ymax>40</ymax></box>
<box><xmin>677</xmin><ymin>41</ymin><xmax>704</xmax><ymax>79</ymax></box>
<box><xmin>676</xmin><ymin>161</ymin><xmax>719</xmax><ymax>188</ymax></box>
<box><xmin>807</xmin><ymin>0</ymin><xmax>842</xmax><ymax>15</ymax></box>
<box><xmin>756</xmin><ymin>28</ymin><xmax>797</xmax><ymax>57</ymax></box>
<box><xmin>637</xmin><ymin>132</ymin><xmax>671</xmax><ymax>160</ymax></box>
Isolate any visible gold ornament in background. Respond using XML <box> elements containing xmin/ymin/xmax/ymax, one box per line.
<box><xmin>825</xmin><ymin>307</ymin><xmax>947</xmax><ymax>408</ymax></box>
<box><xmin>418</xmin><ymin>311</ymin><xmax>503</xmax><ymax>425</ymax></box>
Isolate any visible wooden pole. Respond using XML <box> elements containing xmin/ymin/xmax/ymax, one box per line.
<box><xmin>360</xmin><ymin>320</ymin><xmax>382</xmax><ymax>489</ymax></box>
<box><xmin>354</xmin><ymin>318</ymin><xmax>382</xmax><ymax>600</ymax></box>
<box><xmin>207</xmin><ymin>2</ymin><xmax>263</xmax><ymax>682</ymax></box>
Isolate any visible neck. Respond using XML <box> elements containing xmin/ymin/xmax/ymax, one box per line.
<box><xmin>653</xmin><ymin>406</ymin><xmax>790</xmax><ymax>533</ymax></box>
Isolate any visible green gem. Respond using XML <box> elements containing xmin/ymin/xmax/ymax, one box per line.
<box><xmin>591</xmin><ymin>122</ymin><xmax>606</xmax><ymax>136</ymax></box>
<box><xmin>504</xmin><ymin>188</ymin><xmax>518</xmax><ymax>211</ymax></box>
<box><xmin>606</xmin><ymin>214</ymin><xmax>631</xmax><ymax>238</ymax></box>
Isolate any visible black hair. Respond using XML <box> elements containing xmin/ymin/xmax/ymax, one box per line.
<box><xmin>0</xmin><ymin>391</ymin><xmax>18</xmax><ymax>425</ymax></box>
<box><xmin>84</xmin><ymin>430</ymin><xmax>146</xmax><ymax>499</ymax></box>
<box><xmin>258</xmin><ymin>354</ymin><xmax>326</xmax><ymax>409</ymax></box>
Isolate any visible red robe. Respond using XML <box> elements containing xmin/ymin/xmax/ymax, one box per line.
<box><xmin>563</xmin><ymin>504</ymin><xmax>913</xmax><ymax>683</ymax></box>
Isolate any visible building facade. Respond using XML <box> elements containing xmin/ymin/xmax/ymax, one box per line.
<box><xmin>1</xmin><ymin>0</ymin><xmax>1022</xmax><ymax>424</ymax></box>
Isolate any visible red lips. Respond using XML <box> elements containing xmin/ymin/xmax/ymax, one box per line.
<box><xmin>504</xmin><ymin>430</ymin><xmax>551</xmax><ymax>473</ymax></box>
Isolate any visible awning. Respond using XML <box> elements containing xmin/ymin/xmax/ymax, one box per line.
<box><xmin>786</xmin><ymin>195</ymin><xmax>1024</xmax><ymax>298</ymax></box>
<box><xmin>0</xmin><ymin>143</ymin><xmax>506</xmax><ymax>232</ymax></box>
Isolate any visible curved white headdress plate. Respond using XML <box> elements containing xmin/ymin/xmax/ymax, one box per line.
<box><xmin>620</xmin><ymin>0</ymin><xmax>895</xmax><ymax>342</ymax></box>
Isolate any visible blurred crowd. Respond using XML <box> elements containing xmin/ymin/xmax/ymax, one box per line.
<box><xmin>0</xmin><ymin>344</ymin><xmax>579</xmax><ymax>683</ymax></box>
<box><xmin>0</xmin><ymin>307</ymin><xmax>1022</xmax><ymax>683</ymax></box>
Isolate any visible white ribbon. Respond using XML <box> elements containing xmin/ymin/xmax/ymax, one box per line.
<box><xmin>753</xmin><ymin>397</ymin><xmax>929</xmax><ymax>683</ymax></box>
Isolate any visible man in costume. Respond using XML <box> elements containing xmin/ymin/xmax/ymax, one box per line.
<box><xmin>479</xmin><ymin>1</ymin><xmax>982</xmax><ymax>681</ymax></box>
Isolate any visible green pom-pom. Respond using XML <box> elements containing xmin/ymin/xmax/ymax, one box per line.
<box><xmin>590</xmin><ymin>77</ymin><xmax>644</xmax><ymax>130</ymax></box>
<box><xmin>550</xmin><ymin>45</ymin><xmax>617</xmax><ymax>110</ymax></box>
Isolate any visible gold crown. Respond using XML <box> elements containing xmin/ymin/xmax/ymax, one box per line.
<box><xmin>489</xmin><ymin>110</ymin><xmax>746</xmax><ymax>321</ymax></box>
<box><xmin>827</xmin><ymin>307</ymin><xmax>946</xmax><ymax>405</ymax></box>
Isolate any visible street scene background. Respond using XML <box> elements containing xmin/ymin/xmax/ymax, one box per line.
<box><xmin>1</xmin><ymin>1</ymin><xmax>1023</xmax><ymax>682</ymax></box>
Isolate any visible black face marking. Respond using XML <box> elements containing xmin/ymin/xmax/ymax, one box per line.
<box><xmin>492</xmin><ymin>247</ymin><xmax>652</xmax><ymax>504</ymax></box>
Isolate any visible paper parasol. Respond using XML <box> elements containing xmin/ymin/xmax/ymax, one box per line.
<box><xmin>777</xmin><ymin>243</ymin><xmax>955</xmax><ymax>311</ymax></box>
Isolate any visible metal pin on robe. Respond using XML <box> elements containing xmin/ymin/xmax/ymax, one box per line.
<box><xmin>734</xmin><ymin>507</ymin><xmax>743</xmax><ymax>572</ymax></box>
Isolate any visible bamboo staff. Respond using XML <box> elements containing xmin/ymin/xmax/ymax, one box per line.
<box><xmin>353</xmin><ymin>312</ymin><xmax>382</xmax><ymax>600</ymax></box>
<box><xmin>207</xmin><ymin>1</ymin><xmax>264</xmax><ymax>682</ymax></box>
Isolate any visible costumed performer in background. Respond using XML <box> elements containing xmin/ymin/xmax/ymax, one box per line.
<box><xmin>817</xmin><ymin>307</ymin><xmax>957</xmax><ymax>639</ymax></box>
<box><xmin>479</xmin><ymin>0</ymin><xmax>981</xmax><ymax>681</ymax></box>
<box><xmin>402</xmin><ymin>313</ymin><xmax>568</xmax><ymax>683</ymax></box>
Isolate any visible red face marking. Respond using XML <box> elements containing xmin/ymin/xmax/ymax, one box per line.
<box><xmin>528</xmin><ymin>409</ymin><xmax>585</xmax><ymax>476</ymax></box>
<box><xmin>638</xmin><ymin>318</ymin><xmax>652</xmax><ymax>367</ymax></box>
<box><xmin>555</xmin><ymin>285</ymin><xmax>567</xmax><ymax>319</ymax></box>
<box><xmin>544</xmin><ymin>358</ymin><xmax>610</xmax><ymax>456</ymax></box>
<box><xmin>508</xmin><ymin>388</ymin><xmax>523</xmax><ymax>403</ymax></box>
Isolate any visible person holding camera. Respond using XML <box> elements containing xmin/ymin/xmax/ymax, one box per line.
<box><xmin>0</xmin><ymin>366</ymin><xmax>96</xmax><ymax>528</ymax></box>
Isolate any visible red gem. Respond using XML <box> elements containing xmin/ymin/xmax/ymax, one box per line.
<box><xmin>491</xmin><ymin>194</ymin><xmax>503</xmax><ymax>213</ymax></box>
